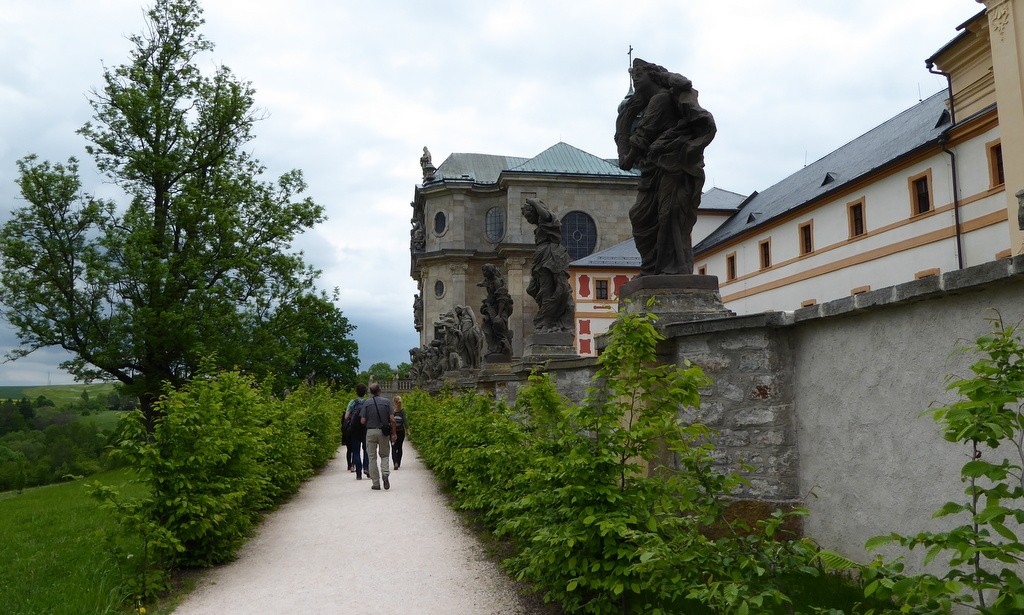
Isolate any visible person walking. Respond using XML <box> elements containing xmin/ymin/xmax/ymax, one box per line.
<box><xmin>362</xmin><ymin>382</ymin><xmax>397</xmax><ymax>490</ymax></box>
<box><xmin>344</xmin><ymin>383</ymin><xmax>369</xmax><ymax>480</ymax></box>
<box><xmin>391</xmin><ymin>395</ymin><xmax>408</xmax><ymax>469</ymax></box>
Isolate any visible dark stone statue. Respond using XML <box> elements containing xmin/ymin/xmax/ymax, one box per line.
<box><xmin>478</xmin><ymin>264</ymin><xmax>513</xmax><ymax>357</ymax></box>
<box><xmin>412</xmin><ymin>293</ymin><xmax>423</xmax><ymax>331</ymax></box>
<box><xmin>522</xmin><ymin>198</ymin><xmax>574</xmax><ymax>334</ymax></box>
<box><xmin>420</xmin><ymin>146</ymin><xmax>436</xmax><ymax>182</ymax></box>
<box><xmin>615</xmin><ymin>58</ymin><xmax>716</xmax><ymax>276</ymax></box>
<box><xmin>1016</xmin><ymin>189</ymin><xmax>1024</xmax><ymax>231</ymax></box>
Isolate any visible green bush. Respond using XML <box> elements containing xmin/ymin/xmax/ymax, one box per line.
<box><xmin>411</xmin><ymin>308</ymin><xmax>839</xmax><ymax>614</ymax></box>
<box><xmin>92</xmin><ymin>371</ymin><xmax>344</xmax><ymax>604</ymax></box>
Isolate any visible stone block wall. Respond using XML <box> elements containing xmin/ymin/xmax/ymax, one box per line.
<box><xmin>664</xmin><ymin>316</ymin><xmax>798</xmax><ymax>501</ymax></box>
<box><xmin>463</xmin><ymin>254</ymin><xmax>1024</xmax><ymax>573</ymax></box>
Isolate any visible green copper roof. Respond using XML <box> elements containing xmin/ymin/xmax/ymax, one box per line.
<box><xmin>429</xmin><ymin>142</ymin><xmax>637</xmax><ymax>187</ymax></box>
<box><xmin>507</xmin><ymin>142</ymin><xmax>637</xmax><ymax>177</ymax></box>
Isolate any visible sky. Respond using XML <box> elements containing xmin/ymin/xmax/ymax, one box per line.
<box><xmin>0</xmin><ymin>0</ymin><xmax>978</xmax><ymax>384</ymax></box>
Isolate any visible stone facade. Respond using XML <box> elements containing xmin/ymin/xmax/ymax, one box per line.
<box><xmin>411</xmin><ymin>144</ymin><xmax>638</xmax><ymax>360</ymax></box>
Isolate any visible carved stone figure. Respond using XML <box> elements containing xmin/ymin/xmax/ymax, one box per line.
<box><xmin>454</xmin><ymin>305</ymin><xmax>484</xmax><ymax>369</ymax></box>
<box><xmin>521</xmin><ymin>198</ymin><xmax>575</xmax><ymax>334</ymax></box>
<box><xmin>420</xmin><ymin>146</ymin><xmax>436</xmax><ymax>182</ymax></box>
<box><xmin>410</xmin><ymin>218</ymin><xmax>425</xmax><ymax>252</ymax></box>
<box><xmin>413</xmin><ymin>293</ymin><xmax>423</xmax><ymax>331</ymax></box>
<box><xmin>615</xmin><ymin>58</ymin><xmax>716</xmax><ymax>276</ymax></box>
<box><xmin>1017</xmin><ymin>189</ymin><xmax>1024</xmax><ymax>230</ymax></box>
<box><xmin>478</xmin><ymin>264</ymin><xmax>513</xmax><ymax>356</ymax></box>
<box><xmin>409</xmin><ymin>347</ymin><xmax>426</xmax><ymax>384</ymax></box>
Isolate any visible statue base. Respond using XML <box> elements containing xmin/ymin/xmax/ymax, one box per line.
<box><xmin>522</xmin><ymin>331</ymin><xmax>578</xmax><ymax>363</ymax></box>
<box><xmin>484</xmin><ymin>351</ymin><xmax>512</xmax><ymax>364</ymax></box>
<box><xmin>618</xmin><ymin>274</ymin><xmax>734</xmax><ymax>325</ymax></box>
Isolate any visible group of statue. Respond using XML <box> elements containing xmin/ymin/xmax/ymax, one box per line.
<box><xmin>408</xmin><ymin>57</ymin><xmax>714</xmax><ymax>383</ymax></box>
<box><xmin>409</xmin><ymin>264</ymin><xmax>516</xmax><ymax>384</ymax></box>
<box><xmin>409</xmin><ymin>305</ymin><xmax>483</xmax><ymax>383</ymax></box>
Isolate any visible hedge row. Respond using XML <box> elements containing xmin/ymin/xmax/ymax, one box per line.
<box><xmin>408</xmin><ymin>310</ymin><xmax>887</xmax><ymax>615</ymax></box>
<box><xmin>92</xmin><ymin>371</ymin><xmax>345</xmax><ymax>600</ymax></box>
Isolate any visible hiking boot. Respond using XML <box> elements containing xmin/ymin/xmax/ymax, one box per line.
<box><xmin>383</xmin><ymin>476</ymin><xmax>390</xmax><ymax>490</ymax></box>
<box><xmin>371</xmin><ymin>485</ymin><xmax>381</xmax><ymax>490</ymax></box>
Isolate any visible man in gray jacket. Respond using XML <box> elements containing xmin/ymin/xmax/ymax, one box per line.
<box><xmin>361</xmin><ymin>382</ymin><xmax>398</xmax><ymax>490</ymax></box>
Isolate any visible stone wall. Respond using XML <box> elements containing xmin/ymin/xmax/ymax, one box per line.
<box><xmin>520</xmin><ymin>254</ymin><xmax>1024</xmax><ymax>569</ymax></box>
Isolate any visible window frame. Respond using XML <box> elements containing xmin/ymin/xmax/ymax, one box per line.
<box><xmin>725</xmin><ymin>252</ymin><xmax>737</xmax><ymax>281</ymax></box>
<box><xmin>847</xmin><ymin>198</ymin><xmax>866</xmax><ymax>239</ymax></box>
<box><xmin>758</xmin><ymin>238</ymin><xmax>771</xmax><ymax>270</ymax></box>
<box><xmin>908</xmin><ymin>169</ymin><xmax>933</xmax><ymax>216</ymax></box>
<box><xmin>594</xmin><ymin>278</ymin><xmax>610</xmax><ymax>301</ymax></box>
<box><xmin>987</xmin><ymin>139</ymin><xmax>1004</xmax><ymax>189</ymax></box>
<box><xmin>798</xmin><ymin>221</ymin><xmax>814</xmax><ymax>256</ymax></box>
<box><xmin>484</xmin><ymin>206</ymin><xmax>505</xmax><ymax>242</ymax></box>
<box><xmin>560</xmin><ymin>210</ymin><xmax>598</xmax><ymax>261</ymax></box>
<box><xmin>433</xmin><ymin>210</ymin><xmax>448</xmax><ymax>235</ymax></box>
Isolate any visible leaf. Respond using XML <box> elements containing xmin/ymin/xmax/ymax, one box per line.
<box><xmin>865</xmin><ymin>535</ymin><xmax>898</xmax><ymax>551</ymax></box>
<box><xmin>991</xmin><ymin>521</ymin><xmax>1018</xmax><ymax>542</ymax></box>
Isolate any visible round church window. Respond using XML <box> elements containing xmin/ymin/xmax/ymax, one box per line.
<box><xmin>561</xmin><ymin>210</ymin><xmax>597</xmax><ymax>260</ymax></box>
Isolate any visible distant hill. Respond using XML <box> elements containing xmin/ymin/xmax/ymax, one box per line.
<box><xmin>0</xmin><ymin>383</ymin><xmax>118</xmax><ymax>407</ymax></box>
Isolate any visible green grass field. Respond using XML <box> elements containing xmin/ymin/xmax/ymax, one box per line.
<box><xmin>0</xmin><ymin>383</ymin><xmax>118</xmax><ymax>407</ymax></box>
<box><xmin>0</xmin><ymin>469</ymin><xmax>141</xmax><ymax>615</ymax></box>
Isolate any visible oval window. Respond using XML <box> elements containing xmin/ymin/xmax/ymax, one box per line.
<box><xmin>433</xmin><ymin>211</ymin><xmax>447</xmax><ymax>235</ymax></box>
<box><xmin>485</xmin><ymin>207</ymin><xmax>505</xmax><ymax>242</ymax></box>
<box><xmin>434</xmin><ymin>280</ymin><xmax>445</xmax><ymax>298</ymax></box>
<box><xmin>560</xmin><ymin>211</ymin><xmax>598</xmax><ymax>260</ymax></box>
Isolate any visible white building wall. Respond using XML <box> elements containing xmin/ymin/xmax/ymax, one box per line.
<box><xmin>698</xmin><ymin>130</ymin><xmax>1009</xmax><ymax>315</ymax></box>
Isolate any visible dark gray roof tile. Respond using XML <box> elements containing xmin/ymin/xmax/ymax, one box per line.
<box><xmin>695</xmin><ymin>90</ymin><xmax>950</xmax><ymax>253</ymax></box>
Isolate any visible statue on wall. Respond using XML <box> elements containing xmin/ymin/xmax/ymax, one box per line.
<box><xmin>615</xmin><ymin>58</ymin><xmax>716</xmax><ymax>276</ymax></box>
<box><xmin>420</xmin><ymin>146</ymin><xmax>436</xmax><ymax>182</ymax></box>
<box><xmin>454</xmin><ymin>305</ymin><xmax>484</xmax><ymax>369</ymax></box>
<box><xmin>1016</xmin><ymin>189</ymin><xmax>1024</xmax><ymax>231</ymax></box>
<box><xmin>410</xmin><ymin>200</ymin><xmax>426</xmax><ymax>252</ymax></box>
<box><xmin>413</xmin><ymin>293</ymin><xmax>423</xmax><ymax>331</ymax></box>
<box><xmin>431</xmin><ymin>306</ymin><xmax>484</xmax><ymax>371</ymax></box>
<box><xmin>521</xmin><ymin>198</ymin><xmax>575</xmax><ymax>334</ymax></box>
<box><xmin>478</xmin><ymin>264</ymin><xmax>513</xmax><ymax>356</ymax></box>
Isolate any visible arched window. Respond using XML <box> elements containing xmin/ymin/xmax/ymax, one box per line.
<box><xmin>485</xmin><ymin>207</ymin><xmax>505</xmax><ymax>242</ymax></box>
<box><xmin>433</xmin><ymin>211</ymin><xmax>447</xmax><ymax>235</ymax></box>
<box><xmin>561</xmin><ymin>211</ymin><xmax>597</xmax><ymax>260</ymax></box>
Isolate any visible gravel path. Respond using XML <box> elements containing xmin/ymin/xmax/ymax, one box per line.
<box><xmin>172</xmin><ymin>442</ymin><xmax>537</xmax><ymax>615</ymax></box>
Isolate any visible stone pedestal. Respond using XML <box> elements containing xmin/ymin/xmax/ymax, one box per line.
<box><xmin>521</xmin><ymin>331</ymin><xmax>578</xmax><ymax>363</ymax></box>
<box><xmin>484</xmin><ymin>351</ymin><xmax>512</xmax><ymax>364</ymax></box>
<box><xmin>618</xmin><ymin>274</ymin><xmax>734</xmax><ymax>325</ymax></box>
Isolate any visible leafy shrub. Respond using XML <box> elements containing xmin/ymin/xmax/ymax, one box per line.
<box><xmin>92</xmin><ymin>371</ymin><xmax>344</xmax><ymax>603</ymax></box>
<box><xmin>411</xmin><ymin>308</ymin><xmax>834</xmax><ymax>614</ymax></box>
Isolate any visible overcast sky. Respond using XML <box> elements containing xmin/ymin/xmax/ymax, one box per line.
<box><xmin>0</xmin><ymin>0</ymin><xmax>977</xmax><ymax>384</ymax></box>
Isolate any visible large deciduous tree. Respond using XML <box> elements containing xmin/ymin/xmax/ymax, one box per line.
<box><xmin>0</xmin><ymin>0</ymin><xmax>352</xmax><ymax>425</ymax></box>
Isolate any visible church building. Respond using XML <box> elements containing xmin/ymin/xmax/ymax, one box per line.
<box><xmin>411</xmin><ymin>2</ymin><xmax>1024</xmax><ymax>361</ymax></box>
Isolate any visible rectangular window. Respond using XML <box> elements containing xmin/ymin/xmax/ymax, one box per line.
<box><xmin>726</xmin><ymin>252</ymin><xmax>737</xmax><ymax>281</ymax></box>
<box><xmin>847</xmin><ymin>199</ymin><xmax>866</xmax><ymax>238</ymax></box>
<box><xmin>908</xmin><ymin>170</ymin><xmax>933</xmax><ymax>215</ymax></box>
<box><xmin>697</xmin><ymin>265</ymin><xmax>707</xmax><ymax>276</ymax></box>
<box><xmin>595</xmin><ymin>279</ymin><xmax>609</xmax><ymax>300</ymax></box>
<box><xmin>988</xmin><ymin>140</ymin><xmax>1004</xmax><ymax>188</ymax></box>
<box><xmin>799</xmin><ymin>222</ymin><xmax>814</xmax><ymax>255</ymax></box>
<box><xmin>759</xmin><ymin>239</ymin><xmax>771</xmax><ymax>269</ymax></box>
